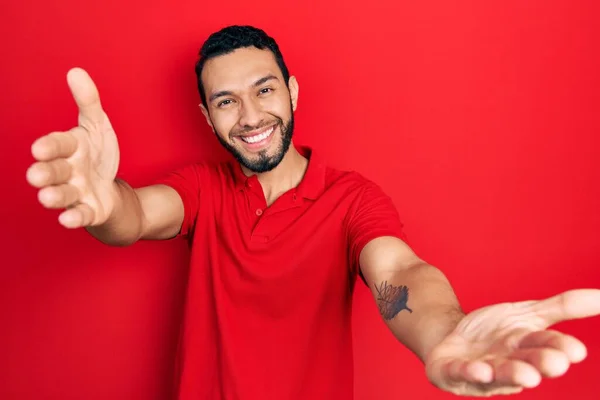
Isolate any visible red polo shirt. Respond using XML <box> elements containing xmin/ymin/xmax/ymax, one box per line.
<box><xmin>158</xmin><ymin>147</ymin><xmax>405</xmax><ymax>400</ymax></box>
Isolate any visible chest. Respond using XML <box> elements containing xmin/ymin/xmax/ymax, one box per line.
<box><xmin>189</xmin><ymin>179</ymin><xmax>363</xmax><ymax>320</ymax></box>
<box><xmin>198</xmin><ymin>184</ymin><xmax>356</xmax><ymax>286</ymax></box>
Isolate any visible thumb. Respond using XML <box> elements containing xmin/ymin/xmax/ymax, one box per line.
<box><xmin>532</xmin><ymin>288</ymin><xmax>600</xmax><ymax>327</ymax></box>
<box><xmin>66</xmin><ymin>67</ymin><xmax>104</xmax><ymax>123</ymax></box>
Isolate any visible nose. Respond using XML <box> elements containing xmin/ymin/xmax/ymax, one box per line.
<box><xmin>238</xmin><ymin>97</ymin><xmax>263</xmax><ymax>128</ymax></box>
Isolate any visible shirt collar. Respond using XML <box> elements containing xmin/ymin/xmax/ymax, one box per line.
<box><xmin>230</xmin><ymin>145</ymin><xmax>326</xmax><ymax>200</ymax></box>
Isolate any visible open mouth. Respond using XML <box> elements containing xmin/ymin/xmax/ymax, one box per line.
<box><xmin>237</xmin><ymin>124</ymin><xmax>277</xmax><ymax>151</ymax></box>
<box><xmin>239</xmin><ymin>125</ymin><xmax>276</xmax><ymax>144</ymax></box>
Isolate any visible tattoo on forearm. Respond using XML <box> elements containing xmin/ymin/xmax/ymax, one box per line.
<box><xmin>374</xmin><ymin>281</ymin><xmax>413</xmax><ymax>320</ymax></box>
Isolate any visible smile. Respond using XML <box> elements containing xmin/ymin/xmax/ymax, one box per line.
<box><xmin>239</xmin><ymin>125</ymin><xmax>275</xmax><ymax>144</ymax></box>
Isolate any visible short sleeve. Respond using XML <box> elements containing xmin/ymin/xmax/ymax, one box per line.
<box><xmin>153</xmin><ymin>163</ymin><xmax>202</xmax><ymax>239</ymax></box>
<box><xmin>347</xmin><ymin>181</ymin><xmax>407</xmax><ymax>278</ymax></box>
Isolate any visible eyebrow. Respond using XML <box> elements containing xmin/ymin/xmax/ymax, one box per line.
<box><xmin>253</xmin><ymin>74</ymin><xmax>278</xmax><ymax>87</ymax></box>
<box><xmin>208</xmin><ymin>74</ymin><xmax>280</xmax><ymax>103</ymax></box>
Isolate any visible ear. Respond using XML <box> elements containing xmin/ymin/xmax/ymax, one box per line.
<box><xmin>288</xmin><ymin>76</ymin><xmax>299</xmax><ymax>112</ymax></box>
<box><xmin>199</xmin><ymin>104</ymin><xmax>214</xmax><ymax>130</ymax></box>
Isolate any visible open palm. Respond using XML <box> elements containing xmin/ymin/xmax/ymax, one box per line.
<box><xmin>26</xmin><ymin>68</ymin><xmax>120</xmax><ymax>228</ymax></box>
<box><xmin>425</xmin><ymin>289</ymin><xmax>600</xmax><ymax>396</ymax></box>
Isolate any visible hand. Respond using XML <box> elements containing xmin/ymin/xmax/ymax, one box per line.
<box><xmin>425</xmin><ymin>289</ymin><xmax>600</xmax><ymax>396</ymax></box>
<box><xmin>26</xmin><ymin>68</ymin><xmax>120</xmax><ymax>228</ymax></box>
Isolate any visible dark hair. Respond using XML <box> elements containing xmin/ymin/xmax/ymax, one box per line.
<box><xmin>195</xmin><ymin>25</ymin><xmax>291</xmax><ymax>108</ymax></box>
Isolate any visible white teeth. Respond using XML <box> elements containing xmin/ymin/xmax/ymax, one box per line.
<box><xmin>241</xmin><ymin>126</ymin><xmax>274</xmax><ymax>144</ymax></box>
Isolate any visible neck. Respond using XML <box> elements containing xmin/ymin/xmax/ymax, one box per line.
<box><xmin>241</xmin><ymin>143</ymin><xmax>308</xmax><ymax>205</ymax></box>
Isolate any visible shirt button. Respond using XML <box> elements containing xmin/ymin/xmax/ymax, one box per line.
<box><xmin>255</xmin><ymin>209</ymin><xmax>263</xmax><ymax>216</ymax></box>
<box><xmin>292</xmin><ymin>193</ymin><xmax>297</xmax><ymax>201</ymax></box>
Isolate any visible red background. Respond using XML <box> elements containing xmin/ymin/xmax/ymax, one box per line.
<box><xmin>1</xmin><ymin>1</ymin><xmax>599</xmax><ymax>399</ymax></box>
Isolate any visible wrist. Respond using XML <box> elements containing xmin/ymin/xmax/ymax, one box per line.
<box><xmin>421</xmin><ymin>306</ymin><xmax>466</xmax><ymax>363</ymax></box>
<box><xmin>97</xmin><ymin>178</ymin><xmax>125</xmax><ymax>226</ymax></box>
<box><xmin>103</xmin><ymin>179</ymin><xmax>121</xmax><ymax>222</ymax></box>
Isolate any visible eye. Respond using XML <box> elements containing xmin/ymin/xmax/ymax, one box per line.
<box><xmin>259</xmin><ymin>87</ymin><xmax>273</xmax><ymax>95</ymax></box>
<box><xmin>217</xmin><ymin>99</ymin><xmax>234</xmax><ymax>108</ymax></box>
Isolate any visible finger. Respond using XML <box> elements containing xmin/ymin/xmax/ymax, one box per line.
<box><xmin>469</xmin><ymin>382</ymin><xmax>523</xmax><ymax>397</ymax></box>
<box><xmin>440</xmin><ymin>359</ymin><xmax>524</xmax><ymax>396</ymax></box>
<box><xmin>31</xmin><ymin>131</ymin><xmax>78</xmax><ymax>161</ymax></box>
<box><xmin>66</xmin><ymin>68</ymin><xmax>104</xmax><ymax>123</ymax></box>
<box><xmin>509</xmin><ymin>347</ymin><xmax>570</xmax><ymax>378</ymax></box>
<box><xmin>37</xmin><ymin>184</ymin><xmax>80</xmax><ymax>209</ymax></box>
<box><xmin>485</xmin><ymin>358</ymin><xmax>541</xmax><ymax>388</ymax></box>
<box><xmin>26</xmin><ymin>159</ymin><xmax>72</xmax><ymax>188</ymax></box>
<box><xmin>532</xmin><ymin>289</ymin><xmax>600</xmax><ymax>327</ymax></box>
<box><xmin>443</xmin><ymin>359</ymin><xmax>494</xmax><ymax>384</ymax></box>
<box><xmin>519</xmin><ymin>330</ymin><xmax>587</xmax><ymax>363</ymax></box>
<box><xmin>58</xmin><ymin>203</ymin><xmax>95</xmax><ymax>229</ymax></box>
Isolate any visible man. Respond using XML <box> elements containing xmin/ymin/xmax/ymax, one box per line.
<box><xmin>25</xmin><ymin>25</ymin><xmax>599</xmax><ymax>399</ymax></box>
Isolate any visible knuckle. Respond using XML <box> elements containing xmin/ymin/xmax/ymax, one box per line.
<box><xmin>39</xmin><ymin>185</ymin><xmax>78</xmax><ymax>209</ymax></box>
<box><xmin>53</xmin><ymin>160</ymin><xmax>69</xmax><ymax>179</ymax></box>
<box><xmin>45</xmin><ymin>163</ymin><xmax>58</xmax><ymax>181</ymax></box>
<box><xmin>80</xmin><ymin>205</ymin><xmax>94</xmax><ymax>225</ymax></box>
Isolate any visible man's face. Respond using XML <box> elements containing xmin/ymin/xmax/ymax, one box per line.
<box><xmin>200</xmin><ymin>47</ymin><xmax>298</xmax><ymax>173</ymax></box>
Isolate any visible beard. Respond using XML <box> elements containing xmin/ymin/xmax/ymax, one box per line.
<box><xmin>214</xmin><ymin>109</ymin><xmax>295</xmax><ymax>173</ymax></box>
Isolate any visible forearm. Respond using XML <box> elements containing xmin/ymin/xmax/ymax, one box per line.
<box><xmin>370</xmin><ymin>263</ymin><xmax>465</xmax><ymax>362</ymax></box>
<box><xmin>86</xmin><ymin>179</ymin><xmax>144</xmax><ymax>246</ymax></box>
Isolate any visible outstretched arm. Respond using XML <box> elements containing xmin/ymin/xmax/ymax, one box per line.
<box><xmin>359</xmin><ymin>236</ymin><xmax>465</xmax><ymax>362</ymax></box>
<box><xmin>360</xmin><ymin>236</ymin><xmax>600</xmax><ymax>397</ymax></box>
